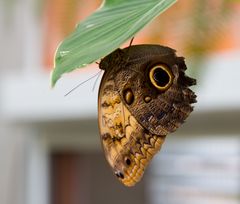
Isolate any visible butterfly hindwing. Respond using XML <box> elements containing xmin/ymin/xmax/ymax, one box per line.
<box><xmin>113</xmin><ymin>45</ymin><xmax>196</xmax><ymax>136</ymax></box>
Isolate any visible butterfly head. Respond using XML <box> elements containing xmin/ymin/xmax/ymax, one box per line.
<box><xmin>99</xmin><ymin>49</ymin><xmax>125</xmax><ymax>71</ymax></box>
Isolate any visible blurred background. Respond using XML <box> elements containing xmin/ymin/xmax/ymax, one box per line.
<box><xmin>0</xmin><ymin>0</ymin><xmax>240</xmax><ymax>204</ymax></box>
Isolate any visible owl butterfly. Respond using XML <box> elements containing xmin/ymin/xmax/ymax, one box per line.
<box><xmin>98</xmin><ymin>44</ymin><xmax>196</xmax><ymax>187</ymax></box>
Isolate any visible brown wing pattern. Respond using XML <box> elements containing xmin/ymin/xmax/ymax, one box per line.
<box><xmin>98</xmin><ymin>44</ymin><xmax>196</xmax><ymax>187</ymax></box>
<box><xmin>98</xmin><ymin>73</ymin><xmax>165</xmax><ymax>186</ymax></box>
<box><xmin>113</xmin><ymin>45</ymin><xmax>196</xmax><ymax>136</ymax></box>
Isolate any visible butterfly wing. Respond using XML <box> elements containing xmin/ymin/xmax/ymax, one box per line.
<box><xmin>114</xmin><ymin>45</ymin><xmax>197</xmax><ymax>136</ymax></box>
<box><xmin>98</xmin><ymin>44</ymin><xmax>196</xmax><ymax>187</ymax></box>
<box><xmin>98</xmin><ymin>70</ymin><xmax>165</xmax><ymax>186</ymax></box>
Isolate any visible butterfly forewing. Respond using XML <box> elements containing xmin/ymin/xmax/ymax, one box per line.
<box><xmin>98</xmin><ymin>70</ymin><xmax>165</xmax><ymax>186</ymax></box>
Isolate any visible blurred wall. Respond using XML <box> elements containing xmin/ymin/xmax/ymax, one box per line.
<box><xmin>0</xmin><ymin>1</ymin><xmax>240</xmax><ymax>204</ymax></box>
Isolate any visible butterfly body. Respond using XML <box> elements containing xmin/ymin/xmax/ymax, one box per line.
<box><xmin>98</xmin><ymin>45</ymin><xmax>196</xmax><ymax>186</ymax></box>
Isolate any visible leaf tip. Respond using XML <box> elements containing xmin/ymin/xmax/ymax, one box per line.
<box><xmin>50</xmin><ymin>70</ymin><xmax>56</xmax><ymax>88</ymax></box>
<box><xmin>50</xmin><ymin>68</ymin><xmax>61</xmax><ymax>88</ymax></box>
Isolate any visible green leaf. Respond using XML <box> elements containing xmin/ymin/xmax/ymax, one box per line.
<box><xmin>51</xmin><ymin>0</ymin><xmax>177</xmax><ymax>87</ymax></box>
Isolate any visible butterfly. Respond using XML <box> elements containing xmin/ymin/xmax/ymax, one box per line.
<box><xmin>98</xmin><ymin>44</ymin><xmax>196</xmax><ymax>186</ymax></box>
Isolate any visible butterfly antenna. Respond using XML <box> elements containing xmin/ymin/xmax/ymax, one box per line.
<box><xmin>64</xmin><ymin>71</ymin><xmax>101</xmax><ymax>97</ymax></box>
<box><xmin>92</xmin><ymin>70</ymin><xmax>103</xmax><ymax>92</ymax></box>
<box><xmin>124</xmin><ymin>37</ymin><xmax>135</xmax><ymax>64</ymax></box>
<box><xmin>129</xmin><ymin>37</ymin><xmax>134</xmax><ymax>47</ymax></box>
